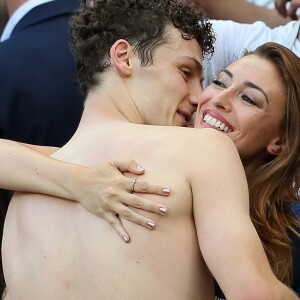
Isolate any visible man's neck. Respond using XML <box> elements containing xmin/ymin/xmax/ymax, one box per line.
<box><xmin>81</xmin><ymin>86</ymin><xmax>144</xmax><ymax>127</ymax></box>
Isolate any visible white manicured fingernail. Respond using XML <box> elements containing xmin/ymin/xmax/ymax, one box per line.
<box><xmin>162</xmin><ymin>188</ymin><xmax>170</xmax><ymax>194</ymax></box>
<box><xmin>136</xmin><ymin>165</ymin><xmax>145</xmax><ymax>172</ymax></box>
<box><xmin>147</xmin><ymin>221</ymin><xmax>155</xmax><ymax>229</ymax></box>
<box><xmin>122</xmin><ymin>236</ymin><xmax>129</xmax><ymax>243</ymax></box>
<box><xmin>159</xmin><ymin>207</ymin><xmax>167</xmax><ymax>214</ymax></box>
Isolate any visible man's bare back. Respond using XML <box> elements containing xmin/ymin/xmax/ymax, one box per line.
<box><xmin>3</xmin><ymin>1</ymin><xmax>297</xmax><ymax>298</ymax></box>
<box><xmin>3</xmin><ymin>124</ymin><xmax>227</xmax><ymax>299</ymax></box>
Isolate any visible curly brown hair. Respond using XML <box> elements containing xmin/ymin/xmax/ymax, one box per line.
<box><xmin>71</xmin><ymin>0</ymin><xmax>215</xmax><ymax>95</ymax></box>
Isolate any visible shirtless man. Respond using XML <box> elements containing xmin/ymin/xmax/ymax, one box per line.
<box><xmin>2</xmin><ymin>0</ymin><xmax>297</xmax><ymax>299</ymax></box>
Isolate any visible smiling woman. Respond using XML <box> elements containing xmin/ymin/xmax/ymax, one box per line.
<box><xmin>197</xmin><ymin>54</ymin><xmax>286</xmax><ymax>168</ymax></box>
<box><xmin>195</xmin><ymin>42</ymin><xmax>300</xmax><ymax>288</ymax></box>
<box><xmin>0</xmin><ymin>36</ymin><xmax>299</xmax><ymax>298</ymax></box>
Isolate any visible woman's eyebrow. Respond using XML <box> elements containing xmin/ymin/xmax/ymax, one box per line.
<box><xmin>220</xmin><ymin>69</ymin><xmax>269</xmax><ymax>103</ymax></box>
<box><xmin>220</xmin><ymin>69</ymin><xmax>232</xmax><ymax>78</ymax></box>
<box><xmin>244</xmin><ymin>81</ymin><xmax>269</xmax><ymax>103</ymax></box>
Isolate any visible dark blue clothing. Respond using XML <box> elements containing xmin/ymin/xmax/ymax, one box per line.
<box><xmin>215</xmin><ymin>203</ymin><xmax>300</xmax><ymax>299</ymax></box>
<box><xmin>0</xmin><ymin>0</ymin><xmax>82</xmax><ymax>293</ymax></box>
<box><xmin>290</xmin><ymin>203</ymin><xmax>300</xmax><ymax>296</ymax></box>
<box><xmin>0</xmin><ymin>0</ymin><xmax>83</xmax><ymax>147</ymax></box>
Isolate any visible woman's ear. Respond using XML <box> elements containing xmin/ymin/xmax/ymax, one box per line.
<box><xmin>110</xmin><ymin>39</ymin><xmax>133</xmax><ymax>76</ymax></box>
<box><xmin>267</xmin><ymin>135</ymin><xmax>286</xmax><ymax>156</ymax></box>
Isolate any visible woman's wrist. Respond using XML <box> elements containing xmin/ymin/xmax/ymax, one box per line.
<box><xmin>61</xmin><ymin>163</ymin><xmax>90</xmax><ymax>203</ymax></box>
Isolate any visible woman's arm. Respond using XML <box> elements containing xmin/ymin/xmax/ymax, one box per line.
<box><xmin>19</xmin><ymin>142</ymin><xmax>59</xmax><ymax>156</ymax></box>
<box><xmin>190</xmin><ymin>132</ymin><xmax>297</xmax><ymax>299</ymax></box>
<box><xmin>0</xmin><ymin>139</ymin><xmax>169</xmax><ymax>242</ymax></box>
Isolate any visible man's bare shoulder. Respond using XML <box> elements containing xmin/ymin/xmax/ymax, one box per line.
<box><xmin>143</xmin><ymin>126</ymin><xmax>242</xmax><ymax>175</ymax></box>
<box><xmin>151</xmin><ymin>126</ymin><xmax>237</xmax><ymax>155</ymax></box>
<box><xmin>152</xmin><ymin>126</ymin><xmax>244</xmax><ymax>183</ymax></box>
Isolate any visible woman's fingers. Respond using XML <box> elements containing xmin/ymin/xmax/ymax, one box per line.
<box><xmin>104</xmin><ymin>213</ymin><xmax>130</xmax><ymax>243</ymax></box>
<box><xmin>104</xmin><ymin>201</ymin><xmax>160</xmax><ymax>243</ymax></box>
<box><xmin>128</xmin><ymin>177</ymin><xmax>170</xmax><ymax>195</ymax></box>
<box><xmin>78</xmin><ymin>160</ymin><xmax>171</xmax><ymax>236</ymax></box>
<box><xmin>114</xmin><ymin>205</ymin><xmax>157</xmax><ymax>230</ymax></box>
<box><xmin>110</xmin><ymin>159</ymin><xmax>145</xmax><ymax>175</ymax></box>
<box><xmin>109</xmin><ymin>159</ymin><xmax>171</xmax><ymax>195</ymax></box>
<box><xmin>123</xmin><ymin>194</ymin><xmax>167</xmax><ymax>215</ymax></box>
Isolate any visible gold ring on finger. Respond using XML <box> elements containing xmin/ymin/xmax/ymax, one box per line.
<box><xmin>131</xmin><ymin>177</ymin><xmax>137</xmax><ymax>193</ymax></box>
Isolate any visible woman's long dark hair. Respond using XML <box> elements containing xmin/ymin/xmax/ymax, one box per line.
<box><xmin>245</xmin><ymin>42</ymin><xmax>300</xmax><ymax>285</ymax></box>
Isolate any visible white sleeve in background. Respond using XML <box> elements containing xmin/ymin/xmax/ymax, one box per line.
<box><xmin>203</xmin><ymin>20</ymin><xmax>300</xmax><ymax>87</ymax></box>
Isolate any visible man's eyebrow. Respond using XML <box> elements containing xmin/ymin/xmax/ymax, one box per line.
<box><xmin>220</xmin><ymin>69</ymin><xmax>269</xmax><ymax>103</ymax></box>
<box><xmin>185</xmin><ymin>56</ymin><xmax>203</xmax><ymax>73</ymax></box>
<box><xmin>186</xmin><ymin>56</ymin><xmax>204</xmax><ymax>82</ymax></box>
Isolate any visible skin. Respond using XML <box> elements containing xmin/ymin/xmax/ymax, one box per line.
<box><xmin>275</xmin><ymin>0</ymin><xmax>300</xmax><ymax>19</ymax></box>
<box><xmin>0</xmin><ymin>0</ymin><xmax>170</xmax><ymax>241</ymax></box>
<box><xmin>0</xmin><ymin>139</ymin><xmax>169</xmax><ymax>241</ymax></box>
<box><xmin>0</xmin><ymin>0</ymin><xmax>9</xmax><ymax>35</ymax></box>
<box><xmin>0</xmin><ymin>0</ymin><xmax>26</xmax><ymax>34</ymax></box>
<box><xmin>194</xmin><ymin>55</ymin><xmax>286</xmax><ymax>175</ymax></box>
<box><xmin>4</xmin><ymin>0</ymin><xmax>26</xmax><ymax>16</ymax></box>
<box><xmin>2</xmin><ymin>27</ymin><xmax>297</xmax><ymax>299</ymax></box>
<box><xmin>119</xmin><ymin>31</ymin><xmax>201</xmax><ymax>126</ymax></box>
<box><xmin>189</xmin><ymin>0</ymin><xmax>291</xmax><ymax>28</ymax></box>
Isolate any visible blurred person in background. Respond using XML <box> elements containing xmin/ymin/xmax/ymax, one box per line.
<box><xmin>0</xmin><ymin>0</ymin><xmax>83</xmax><ymax>146</ymax></box>
<box><xmin>0</xmin><ymin>0</ymin><xmax>83</xmax><ymax>293</ymax></box>
<box><xmin>275</xmin><ymin>0</ymin><xmax>300</xmax><ymax>19</ymax></box>
<box><xmin>190</xmin><ymin>0</ymin><xmax>291</xmax><ymax>27</ymax></box>
<box><xmin>0</xmin><ymin>0</ymin><xmax>9</xmax><ymax>35</ymax></box>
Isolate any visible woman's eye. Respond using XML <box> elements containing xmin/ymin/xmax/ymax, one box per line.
<box><xmin>212</xmin><ymin>79</ymin><xmax>226</xmax><ymax>88</ymax></box>
<box><xmin>241</xmin><ymin>95</ymin><xmax>257</xmax><ymax>106</ymax></box>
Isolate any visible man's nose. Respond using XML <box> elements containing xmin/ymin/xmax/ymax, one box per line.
<box><xmin>189</xmin><ymin>94</ymin><xmax>200</xmax><ymax>107</ymax></box>
<box><xmin>189</xmin><ymin>84</ymin><xmax>203</xmax><ymax>106</ymax></box>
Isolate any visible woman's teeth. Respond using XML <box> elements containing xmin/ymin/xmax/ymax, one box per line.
<box><xmin>204</xmin><ymin>114</ymin><xmax>233</xmax><ymax>133</ymax></box>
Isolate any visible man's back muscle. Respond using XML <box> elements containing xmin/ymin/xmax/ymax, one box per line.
<box><xmin>3</xmin><ymin>124</ymin><xmax>218</xmax><ymax>299</ymax></box>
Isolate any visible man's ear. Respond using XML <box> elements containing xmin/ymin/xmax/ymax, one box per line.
<box><xmin>110</xmin><ymin>39</ymin><xmax>133</xmax><ymax>76</ymax></box>
<box><xmin>266</xmin><ymin>135</ymin><xmax>286</xmax><ymax>156</ymax></box>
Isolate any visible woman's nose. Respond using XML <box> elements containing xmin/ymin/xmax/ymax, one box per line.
<box><xmin>211</xmin><ymin>90</ymin><xmax>232</xmax><ymax>111</ymax></box>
